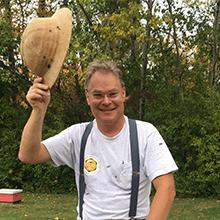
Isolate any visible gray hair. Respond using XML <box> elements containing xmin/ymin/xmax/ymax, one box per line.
<box><xmin>84</xmin><ymin>60</ymin><xmax>125</xmax><ymax>91</ymax></box>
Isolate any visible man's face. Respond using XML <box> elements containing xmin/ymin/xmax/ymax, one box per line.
<box><xmin>85</xmin><ymin>70</ymin><xmax>126</xmax><ymax>128</ymax></box>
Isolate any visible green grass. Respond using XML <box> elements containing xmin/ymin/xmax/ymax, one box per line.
<box><xmin>168</xmin><ymin>198</ymin><xmax>220</xmax><ymax>220</ymax></box>
<box><xmin>0</xmin><ymin>193</ymin><xmax>77</xmax><ymax>220</ymax></box>
<box><xmin>0</xmin><ymin>193</ymin><xmax>219</xmax><ymax>219</ymax></box>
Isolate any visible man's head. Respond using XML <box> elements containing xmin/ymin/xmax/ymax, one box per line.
<box><xmin>84</xmin><ymin>60</ymin><xmax>124</xmax><ymax>91</ymax></box>
<box><xmin>85</xmin><ymin>60</ymin><xmax>126</xmax><ymax>133</ymax></box>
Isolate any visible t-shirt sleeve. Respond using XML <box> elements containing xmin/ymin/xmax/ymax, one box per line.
<box><xmin>42</xmin><ymin>128</ymin><xmax>75</xmax><ymax>169</ymax></box>
<box><xmin>42</xmin><ymin>123</ymin><xmax>88</xmax><ymax>170</ymax></box>
<box><xmin>140</xmin><ymin>123</ymin><xmax>178</xmax><ymax>181</ymax></box>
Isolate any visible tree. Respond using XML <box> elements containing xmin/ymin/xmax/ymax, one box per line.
<box><xmin>0</xmin><ymin>0</ymin><xmax>220</xmax><ymax>198</ymax></box>
<box><xmin>211</xmin><ymin>0</ymin><xmax>220</xmax><ymax>90</ymax></box>
<box><xmin>139</xmin><ymin>0</ymin><xmax>154</xmax><ymax>120</ymax></box>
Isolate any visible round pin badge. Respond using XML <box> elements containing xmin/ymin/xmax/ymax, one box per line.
<box><xmin>84</xmin><ymin>155</ymin><xmax>100</xmax><ymax>175</ymax></box>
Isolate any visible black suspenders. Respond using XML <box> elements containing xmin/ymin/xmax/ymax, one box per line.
<box><xmin>79</xmin><ymin>121</ymin><xmax>93</xmax><ymax>219</ymax></box>
<box><xmin>79</xmin><ymin>119</ymin><xmax>140</xmax><ymax>219</ymax></box>
<box><xmin>128</xmin><ymin>119</ymin><xmax>140</xmax><ymax>218</ymax></box>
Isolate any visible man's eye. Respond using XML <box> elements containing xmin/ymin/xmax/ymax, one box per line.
<box><xmin>93</xmin><ymin>93</ymin><xmax>103</xmax><ymax>98</ymax></box>
<box><xmin>108</xmin><ymin>92</ymin><xmax>118</xmax><ymax>98</ymax></box>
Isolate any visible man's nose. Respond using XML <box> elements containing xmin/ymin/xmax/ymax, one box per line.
<box><xmin>102</xmin><ymin>94</ymin><xmax>111</xmax><ymax>104</ymax></box>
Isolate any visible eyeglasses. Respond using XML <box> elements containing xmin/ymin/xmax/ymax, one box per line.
<box><xmin>91</xmin><ymin>91</ymin><xmax>120</xmax><ymax>100</ymax></box>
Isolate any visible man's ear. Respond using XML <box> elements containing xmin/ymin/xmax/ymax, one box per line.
<box><xmin>122</xmin><ymin>87</ymin><xmax>126</xmax><ymax>102</ymax></box>
<box><xmin>85</xmin><ymin>90</ymin><xmax>90</xmax><ymax>106</ymax></box>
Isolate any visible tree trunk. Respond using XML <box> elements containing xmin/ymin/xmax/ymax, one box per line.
<box><xmin>210</xmin><ymin>0</ymin><xmax>220</xmax><ymax>90</ymax></box>
<box><xmin>139</xmin><ymin>0</ymin><xmax>154</xmax><ymax>120</ymax></box>
<box><xmin>157</xmin><ymin>30</ymin><xmax>170</xmax><ymax>90</ymax></box>
<box><xmin>38</xmin><ymin>0</ymin><xmax>46</xmax><ymax>17</ymax></box>
<box><xmin>167</xmin><ymin>0</ymin><xmax>183</xmax><ymax>99</ymax></box>
<box><xmin>4</xmin><ymin>0</ymin><xmax>16</xmax><ymax>76</ymax></box>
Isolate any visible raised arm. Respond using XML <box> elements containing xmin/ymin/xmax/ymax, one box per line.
<box><xmin>146</xmin><ymin>172</ymin><xmax>176</xmax><ymax>220</ymax></box>
<box><xmin>18</xmin><ymin>77</ymin><xmax>52</xmax><ymax>164</ymax></box>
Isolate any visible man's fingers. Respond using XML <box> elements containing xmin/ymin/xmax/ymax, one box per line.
<box><xmin>27</xmin><ymin>77</ymin><xmax>51</xmax><ymax>105</ymax></box>
<box><xmin>33</xmin><ymin>77</ymin><xmax>50</xmax><ymax>91</ymax></box>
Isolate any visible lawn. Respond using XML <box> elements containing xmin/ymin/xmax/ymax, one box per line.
<box><xmin>0</xmin><ymin>193</ymin><xmax>219</xmax><ymax>219</ymax></box>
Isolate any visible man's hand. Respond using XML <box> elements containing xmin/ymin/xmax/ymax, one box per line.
<box><xmin>26</xmin><ymin>77</ymin><xmax>51</xmax><ymax>111</ymax></box>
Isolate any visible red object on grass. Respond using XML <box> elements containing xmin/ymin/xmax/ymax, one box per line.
<box><xmin>0</xmin><ymin>189</ymin><xmax>23</xmax><ymax>203</ymax></box>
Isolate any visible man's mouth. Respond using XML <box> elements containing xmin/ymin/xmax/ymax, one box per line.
<box><xmin>99</xmin><ymin>107</ymin><xmax>116</xmax><ymax>112</ymax></box>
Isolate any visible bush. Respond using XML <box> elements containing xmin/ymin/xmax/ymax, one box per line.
<box><xmin>142</xmin><ymin>88</ymin><xmax>220</xmax><ymax>199</ymax></box>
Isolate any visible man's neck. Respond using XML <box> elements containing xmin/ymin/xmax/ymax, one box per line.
<box><xmin>97</xmin><ymin>117</ymin><xmax>125</xmax><ymax>137</ymax></box>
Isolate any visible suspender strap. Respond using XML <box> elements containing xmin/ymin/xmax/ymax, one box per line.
<box><xmin>79</xmin><ymin>119</ymin><xmax>140</xmax><ymax>219</ymax></box>
<box><xmin>128</xmin><ymin>119</ymin><xmax>140</xmax><ymax>217</ymax></box>
<box><xmin>79</xmin><ymin>121</ymin><xmax>93</xmax><ymax>219</ymax></box>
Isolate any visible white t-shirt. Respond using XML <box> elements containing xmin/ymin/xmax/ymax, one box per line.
<box><xmin>42</xmin><ymin>116</ymin><xmax>178</xmax><ymax>220</ymax></box>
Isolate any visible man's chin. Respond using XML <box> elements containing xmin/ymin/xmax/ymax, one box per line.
<box><xmin>97</xmin><ymin>116</ymin><xmax>116</xmax><ymax>125</ymax></box>
<box><xmin>100</xmin><ymin>118</ymin><xmax>115</xmax><ymax>124</ymax></box>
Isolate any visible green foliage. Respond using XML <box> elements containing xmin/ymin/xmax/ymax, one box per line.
<box><xmin>141</xmin><ymin>87</ymin><xmax>220</xmax><ymax>199</ymax></box>
<box><xmin>19</xmin><ymin>164</ymin><xmax>76</xmax><ymax>194</ymax></box>
<box><xmin>0</xmin><ymin>0</ymin><xmax>220</xmax><ymax>199</ymax></box>
<box><xmin>0</xmin><ymin>83</ymin><xmax>76</xmax><ymax>193</ymax></box>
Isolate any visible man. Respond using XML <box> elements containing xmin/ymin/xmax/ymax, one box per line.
<box><xmin>19</xmin><ymin>60</ymin><xmax>178</xmax><ymax>220</ymax></box>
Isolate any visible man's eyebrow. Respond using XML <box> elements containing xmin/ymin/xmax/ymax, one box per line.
<box><xmin>91</xmin><ymin>90</ymin><xmax>102</xmax><ymax>93</ymax></box>
<box><xmin>92</xmin><ymin>89</ymin><xmax>118</xmax><ymax>93</ymax></box>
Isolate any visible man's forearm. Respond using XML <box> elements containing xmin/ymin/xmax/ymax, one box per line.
<box><xmin>146</xmin><ymin>188</ymin><xmax>175</xmax><ymax>220</ymax></box>
<box><xmin>146</xmin><ymin>173</ymin><xmax>176</xmax><ymax>220</ymax></box>
<box><xmin>19</xmin><ymin>109</ymin><xmax>46</xmax><ymax>164</ymax></box>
